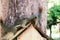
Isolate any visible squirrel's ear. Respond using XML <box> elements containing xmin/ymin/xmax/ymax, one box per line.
<box><xmin>39</xmin><ymin>7</ymin><xmax>43</xmax><ymax>13</ymax></box>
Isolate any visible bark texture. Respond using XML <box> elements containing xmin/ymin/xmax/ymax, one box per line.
<box><xmin>0</xmin><ymin>0</ymin><xmax>47</xmax><ymax>40</ymax></box>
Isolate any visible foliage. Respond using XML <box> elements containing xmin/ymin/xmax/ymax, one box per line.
<box><xmin>47</xmin><ymin>5</ymin><xmax>60</xmax><ymax>28</ymax></box>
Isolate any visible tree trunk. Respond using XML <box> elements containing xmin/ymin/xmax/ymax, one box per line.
<box><xmin>37</xmin><ymin>0</ymin><xmax>47</xmax><ymax>40</ymax></box>
<box><xmin>38</xmin><ymin>0</ymin><xmax>47</xmax><ymax>33</ymax></box>
<box><xmin>0</xmin><ymin>0</ymin><xmax>2</xmax><ymax>39</ymax></box>
<box><xmin>0</xmin><ymin>0</ymin><xmax>47</xmax><ymax>40</ymax></box>
<box><xmin>57</xmin><ymin>23</ymin><xmax>60</xmax><ymax>32</ymax></box>
<box><xmin>0</xmin><ymin>0</ymin><xmax>9</xmax><ymax>40</ymax></box>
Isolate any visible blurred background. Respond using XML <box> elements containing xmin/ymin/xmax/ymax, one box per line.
<box><xmin>47</xmin><ymin>0</ymin><xmax>60</xmax><ymax>40</ymax></box>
